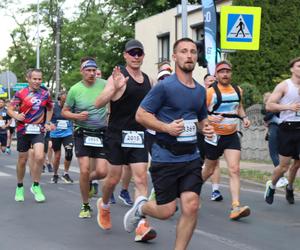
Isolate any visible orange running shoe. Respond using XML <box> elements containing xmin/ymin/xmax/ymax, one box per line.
<box><xmin>97</xmin><ymin>198</ymin><xmax>112</xmax><ymax>230</ymax></box>
<box><xmin>229</xmin><ymin>205</ymin><xmax>251</xmax><ymax>220</ymax></box>
<box><xmin>135</xmin><ymin>220</ymin><xmax>157</xmax><ymax>242</ymax></box>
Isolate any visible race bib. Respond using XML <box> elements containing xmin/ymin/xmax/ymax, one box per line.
<box><xmin>204</xmin><ymin>134</ymin><xmax>219</xmax><ymax>146</ymax></box>
<box><xmin>25</xmin><ymin>124</ymin><xmax>41</xmax><ymax>134</ymax></box>
<box><xmin>83</xmin><ymin>136</ymin><xmax>103</xmax><ymax>147</ymax></box>
<box><xmin>0</xmin><ymin>120</ymin><xmax>5</xmax><ymax>126</ymax></box>
<box><xmin>121</xmin><ymin>131</ymin><xmax>144</xmax><ymax>148</ymax></box>
<box><xmin>177</xmin><ymin>120</ymin><xmax>197</xmax><ymax>142</ymax></box>
<box><xmin>56</xmin><ymin>120</ymin><xmax>68</xmax><ymax>130</ymax></box>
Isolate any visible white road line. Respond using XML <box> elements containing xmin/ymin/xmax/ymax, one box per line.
<box><xmin>0</xmin><ymin>171</ymin><xmax>11</xmax><ymax>177</ymax></box>
<box><xmin>3</xmin><ymin>164</ymin><xmax>80</xmax><ymax>174</ymax></box>
<box><xmin>194</xmin><ymin>229</ymin><xmax>259</xmax><ymax>250</ymax></box>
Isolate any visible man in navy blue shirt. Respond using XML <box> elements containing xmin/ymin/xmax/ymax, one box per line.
<box><xmin>124</xmin><ymin>38</ymin><xmax>214</xmax><ymax>249</ymax></box>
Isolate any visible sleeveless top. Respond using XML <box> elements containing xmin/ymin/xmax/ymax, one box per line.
<box><xmin>108</xmin><ymin>66</ymin><xmax>151</xmax><ymax>131</ymax></box>
<box><xmin>279</xmin><ymin>79</ymin><xmax>300</xmax><ymax>123</ymax></box>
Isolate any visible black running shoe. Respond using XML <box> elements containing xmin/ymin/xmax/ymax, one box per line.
<box><xmin>264</xmin><ymin>180</ymin><xmax>275</xmax><ymax>204</ymax></box>
<box><xmin>61</xmin><ymin>173</ymin><xmax>74</xmax><ymax>184</ymax></box>
<box><xmin>51</xmin><ymin>174</ymin><xmax>59</xmax><ymax>184</ymax></box>
<box><xmin>285</xmin><ymin>185</ymin><xmax>294</xmax><ymax>204</ymax></box>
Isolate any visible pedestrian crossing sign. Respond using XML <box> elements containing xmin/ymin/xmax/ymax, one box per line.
<box><xmin>220</xmin><ymin>6</ymin><xmax>262</xmax><ymax>50</ymax></box>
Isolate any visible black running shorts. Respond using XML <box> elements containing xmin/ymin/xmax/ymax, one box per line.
<box><xmin>149</xmin><ymin>158</ymin><xmax>203</xmax><ymax>205</ymax></box>
<box><xmin>205</xmin><ymin>132</ymin><xmax>241</xmax><ymax>160</ymax></box>
<box><xmin>104</xmin><ymin>129</ymin><xmax>148</xmax><ymax>165</ymax></box>
<box><xmin>278</xmin><ymin>127</ymin><xmax>300</xmax><ymax>157</ymax></box>
<box><xmin>51</xmin><ymin>135</ymin><xmax>73</xmax><ymax>152</ymax></box>
<box><xmin>17</xmin><ymin>132</ymin><xmax>45</xmax><ymax>152</ymax></box>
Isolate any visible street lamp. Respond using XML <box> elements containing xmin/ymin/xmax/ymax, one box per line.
<box><xmin>36</xmin><ymin>0</ymin><xmax>40</xmax><ymax>69</ymax></box>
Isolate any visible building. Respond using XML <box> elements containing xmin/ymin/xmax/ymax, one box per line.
<box><xmin>135</xmin><ymin>0</ymin><xmax>232</xmax><ymax>83</ymax></box>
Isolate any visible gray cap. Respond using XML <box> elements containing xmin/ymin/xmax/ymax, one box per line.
<box><xmin>125</xmin><ymin>39</ymin><xmax>144</xmax><ymax>52</ymax></box>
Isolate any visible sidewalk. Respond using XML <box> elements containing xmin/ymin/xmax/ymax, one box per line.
<box><xmin>220</xmin><ymin>159</ymin><xmax>300</xmax><ymax>177</ymax></box>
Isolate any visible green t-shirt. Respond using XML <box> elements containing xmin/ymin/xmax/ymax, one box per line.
<box><xmin>65</xmin><ymin>79</ymin><xmax>107</xmax><ymax>129</ymax></box>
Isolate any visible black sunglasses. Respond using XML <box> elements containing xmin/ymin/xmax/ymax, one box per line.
<box><xmin>127</xmin><ymin>49</ymin><xmax>144</xmax><ymax>57</ymax></box>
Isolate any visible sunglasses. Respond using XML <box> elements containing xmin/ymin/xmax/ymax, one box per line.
<box><xmin>127</xmin><ymin>49</ymin><xmax>144</xmax><ymax>57</ymax></box>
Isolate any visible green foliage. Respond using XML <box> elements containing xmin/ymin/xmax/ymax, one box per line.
<box><xmin>230</xmin><ymin>0</ymin><xmax>300</xmax><ymax>98</ymax></box>
<box><xmin>239</xmin><ymin>82</ymin><xmax>261</xmax><ymax>108</ymax></box>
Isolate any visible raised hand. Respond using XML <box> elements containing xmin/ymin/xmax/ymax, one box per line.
<box><xmin>112</xmin><ymin>66</ymin><xmax>129</xmax><ymax>90</ymax></box>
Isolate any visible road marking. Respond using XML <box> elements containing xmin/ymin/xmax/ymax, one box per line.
<box><xmin>3</xmin><ymin>164</ymin><xmax>80</xmax><ymax>174</ymax></box>
<box><xmin>194</xmin><ymin>229</ymin><xmax>259</xmax><ymax>250</ymax></box>
<box><xmin>0</xmin><ymin>171</ymin><xmax>11</xmax><ymax>177</ymax></box>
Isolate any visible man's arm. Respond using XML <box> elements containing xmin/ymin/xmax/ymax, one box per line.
<box><xmin>266</xmin><ymin>81</ymin><xmax>300</xmax><ymax>112</ymax></box>
<box><xmin>136</xmin><ymin>107</ymin><xmax>184</xmax><ymax>137</ymax></box>
<box><xmin>197</xmin><ymin>118</ymin><xmax>214</xmax><ymax>139</ymax></box>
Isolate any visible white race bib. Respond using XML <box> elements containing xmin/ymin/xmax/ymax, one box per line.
<box><xmin>204</xmin><ymin>134</ymin><xmax>219</xmax><ymax>146</ymax></box>
<box><xmin>0</xmin><ymin>120</ymin><xmax>5</xmax><ymax>127</ymax></box>
<box><xmin>84</xmin><ymin>136</ymin><xmax>103</xmax><ymax>147</ymax></box>
<box><xmin>121</xmin><ymin>131</ymin><xmax>144</xmax><ymax>148</ymax></box>
<box><xmin>25</xmin><ymin>124</ymin><xmax>41</xmax><ymax>134</ymax></box>
<box><xmin>57</xmin><ymin>120</ymin><xmax>68</xmax><ymax>130</ymax></box>
<box><xmin>177</xmin><ymin>120</ymin><xmax>197</xmax><ymax>142</ymax></box>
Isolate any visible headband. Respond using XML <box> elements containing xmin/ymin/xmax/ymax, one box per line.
<box><xmin>81</xmin><ymin>60</ymin><xmax>98</xmax><ymax>70</ymax></box>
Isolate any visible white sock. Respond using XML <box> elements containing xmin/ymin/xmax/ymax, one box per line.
<box><xmin>138</xmin><ymin>218</ymin><xmax>146</xmax><ymax>227</ymax></box>
<box><xmin>64</xmin><ymin>171</ymin><xmax>68</xmax><ymax>175</ymax></box>
<box><xmin>270</xmin><ymin>183</ymin><xmax>276</xmax><ymax>189</ymax></box>
<box><xmin>92</xmin><ymin>180</ymin><xmax>98</xmax><ymax>184</ymax></box>
<box><xmin>101</xmin><ymin>202</ymin><xmax>110</xmax><ymax>209</ymax></box>
<box><xmin>212</xmin><ymin>184</ymin><xmax>219</xmax><ymax>192</ymax></box>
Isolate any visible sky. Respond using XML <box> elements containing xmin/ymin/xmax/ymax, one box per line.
<box><xmin>0</xmin><ymin>0</ymin><xmax>76</xmax><ymax>60</ymax></box>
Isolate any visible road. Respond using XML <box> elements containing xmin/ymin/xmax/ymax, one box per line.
<box><xmin>0</xmin><ymin>150</ymin><xmax>299</xmax><ymax>250</ymax></box>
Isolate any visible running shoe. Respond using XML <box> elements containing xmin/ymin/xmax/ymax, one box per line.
<box><xmin>264</xmin><ymin>180</ymin><xmax>275</xmax><ymax>204</ymax></box>
<box><xmin>61</xmin><ymin>173</ymin><xmax>74</xmax><ymax>184</ymax></box>
<box><xmin>47</xmin><ymin>164</ymin><xmax>53</xmax><ymax>173</ymax></box>
<box><xmin>229</xmin><ymin>205</ymin><xmax>251</xmax><ymax>220</ymax></box>
<box><xmin>30</xmin><ymin>184</ymin><xmax>46</xmax><ymax>203</ymax></box>
<box><xmin>123</xmin><ymin>196</ymin><xmax>147</xmax><ymax>233</ymax></box>
<box><xmin>119</xmin><ymin>189</ymin><xmax>133</xmax><ymax>206</ymax></box>
<box><xmin>276</xmin><ymin>177</ymin><xmax>288</xmax><ymax>188</ymax></box>
<box><xmin>211</xmin><ymin>190</ymin><xmax>223</xmax><ymax>201</ymax></box>
<box><xmin>15</xmin><ymin>186</ymin><xmax>25</xmax><ymax>202</ymax></box>
<box><xmin>51</xmin><ymin>174</ymin><xmax>59</xmax><ymax>184</ymax></box>
<box><xmin>78</xmin><ymin>204</ymin><xmax>92</xmax><ymax>218</ymax></box>
<box><xmin>5</xmin><ymin>147</ymin><xmax>11</xmax><ymax>155</ymax></box>
<box><xmin>97</xmin><ymin>198</ymin><xmax>112</xmax><ymax>230</ymax></box>
<box><xmin>89</xmin><ymin>182</ymin><xmax>99</xmax><ymax>198</ymax></box>
<box><xmin>285</xmin><ymin>185</ymin><xmax>295</xmax><ymax>204</ymax></box>
<box><xmin>135</xmin><ymin>220</ymin><xmax>157</xmax><ymax>242</ymax></box>
<box><xmin>109</xmin><ymin>193</ymin><xmax>116</xmax><ymax>204</ymax></box>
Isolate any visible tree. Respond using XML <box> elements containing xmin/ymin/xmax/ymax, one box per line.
<box><xmin>229</xmin><ymin>0</ymin><xmax>300</xmax><ymax>98</ymax></box>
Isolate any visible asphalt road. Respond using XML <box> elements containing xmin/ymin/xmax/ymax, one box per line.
<box><xmin>0</xmin><ymin>150</ymin><xmax>299</xmax><ymax>250</ymax></box>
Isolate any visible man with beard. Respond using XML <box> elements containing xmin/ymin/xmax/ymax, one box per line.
<box><xmin>201</xmin><ymin>61</ymin><xmax>251</xmax><ymax>220</ymax></box>
<box><xmin>123</xmin><ymin>38</ymin><xmax>214</xmax><ymax>250</ymax></box>
<box><xmin>62</xmin><ymin>57</ymin><xmax>108</xmax><ymax>218</ymax></box>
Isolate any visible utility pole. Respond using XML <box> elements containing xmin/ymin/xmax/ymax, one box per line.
<box><xmin>55</xmin><ymin>9</ymin><xmax>61</xmax><ymax>99</ymax></box>
<box><xmin>36</xmin><ymin>0</ymin><xmax>40</xmax><ymax>69</ymax></box>
<box><xmin>181</xmin><ymin>0</ymin><xmax>188</xmax><ymax>37</ymax></box>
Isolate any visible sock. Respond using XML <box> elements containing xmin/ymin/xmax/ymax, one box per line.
<box><xmin>101</xmin><ymin>202</ymin><xmax>110</xmax><ymax>209</ymax></box>
<box><xmin>137</xmin><ymin>218</ymin><xmax>146</xmax><ymax>227</ymax></box>
<box><xmin>33</xmin><ymin>182</ymin><xmax>39</xmax><ymax>186</ymax></box>
<box><xmin>232</xmin><ymin>201</ymin><xmax>240</xmax><ymax>208</ymax></box>
<box><xmin>287</xmin><ymin>184</ymin><xmax>293</xmax><ymax>190</ymax></box>
<box><xmin>17</xmin><ymin>183</ymin><xmax>23</xmax><ymax>188</ymax></box>
<box><xmin>212</xmin><ymin>184</ymin><xmax>219</xmax><ymax>192</ymax></box>
<box><xmin>92</xmin><ymin>180</ymin><xmax>98</xmax><ymax>184</ymax></box>
<box><xmin>64</xmin><ymin>171</ymin><xmax>68</xmax><ymax>175</ymax></box>
<box><xmin>270</xmin><ymin>183</ymin><xmax>276</xmax><ymax>189</ymax></box>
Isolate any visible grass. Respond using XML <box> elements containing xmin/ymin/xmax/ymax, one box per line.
<box><xmin>221</xmin><ymin>168</ymin><xmax>300</xmax><ymax>192</ymax></box>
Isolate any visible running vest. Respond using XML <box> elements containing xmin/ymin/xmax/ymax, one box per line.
<box><xmin>108</xmin><ymin>67</ymin><xmax>151</xmax><ymax>131</ymax></box>
<box><xmin>279</xmin><ymin>79</ymin><xmax>300</xmax><ymax>123</ymax></box>
<box><xmin>208</xmin><ymin>82</ymin><xmax>242</xmax><ymax>119</ymax></box>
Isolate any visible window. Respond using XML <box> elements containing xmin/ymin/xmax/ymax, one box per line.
<box><xmin>157</xmin><ymin>33</ymin><xmax>170</xmax><ymax>62</ymax></box>
<box><xmin>191</xmin><ymin>23</ymin><xmax>204</xmax><ymax>41</ymax></box>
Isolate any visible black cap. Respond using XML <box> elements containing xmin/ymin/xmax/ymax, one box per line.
<box><xmin>125</xmin><ymin>39</ymin><xmax>144</xmax><ymax>52</ymax></box>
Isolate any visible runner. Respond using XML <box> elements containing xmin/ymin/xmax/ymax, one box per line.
<box><xmin>201</xmin><ymin>61</ymin><xmax>251</xmax><ymax>220</ymax></box>
<box><xmin>94</xmin><ymin>39</ymin><xmax>156</xmax><ymax>242</ymax></box>
<box><xmin>61</xmin><ymin>57</ymin><xmax>108</xmax><ymax>218</ymax></box>
<box><xmin>50</xmin><ymin>91</ymin><xmax>74</xmax><ymax>184</ymax></box>
<box><xmin>264</xmin><ymin>57</ymin><xmax>300</xmax><ymax>205</ymax></box>
<box><xmin>8</xmin><ymin>68</ymin><xmax>53</xmax><ymax>203</ymax></box>
<box><xmin>123</xmin><ymin>38</ymin><xmax>214</xmax><ymax>249</ymax></box>
<box><xmin>0</xmin><ymin>99</ymin><xmax>11</xmax><ymax>153</ymax></box>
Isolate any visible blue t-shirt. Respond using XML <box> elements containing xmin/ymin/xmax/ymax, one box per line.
<box><xmin>140</xmin><ymin>74</ymin><xmax>207</xmax><ymax>163</ymax></box>
<box><xmin>50</xmin><ymin>101</ymin><xmax>73</xmax><ymax>138</ymax></box>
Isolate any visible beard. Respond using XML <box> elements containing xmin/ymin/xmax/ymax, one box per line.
<box><xmin>178</xmin><ymin>62</ymin><xmax>195</xmax><ymax>73</ymax></box>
